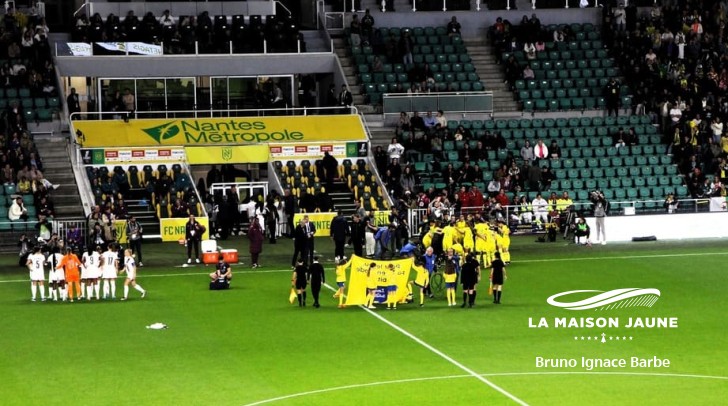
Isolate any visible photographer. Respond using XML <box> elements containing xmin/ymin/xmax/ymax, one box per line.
<box><xmin>18</xmin><ymin>234</ymin><xmax>31</xmax><ymax>266</ymax></box>
<box><xmin>126</xmin><ymin>216</ymin><xmax>144</xmax><ymax>267</ymax></box>
<box><xmin>573</xmin><ymin>217</ymin><xmax>591</xmax><ymax>245</ymax></box>
<box><xmin>590</xmin><ymin>190</ymin><xmax>608</xmax><ymax>245</ymax></box>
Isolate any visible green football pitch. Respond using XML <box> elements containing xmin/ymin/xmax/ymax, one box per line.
<box><xmin>1</xmin><ymin>236</ymin><xmax>726</xmax><ymax>405</ymax></box>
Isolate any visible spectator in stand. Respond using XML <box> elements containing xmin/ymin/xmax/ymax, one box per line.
<box><xmin>349</xmin><ymin>14</ymin><xmax>361</xmax><ymax>47</ymax></box>
<box><xmin>9</xmin><ymin>197</ymin><xmax>28</xmax><ymax>221</ymax></box>
<box><xmin>523</xmin><ymin>42</ymin><xmax>536</xmax><ymax>60</ymax></box>
<box><xmin>548</xmin><ymin>141</ymin><xmax>561</xmax><ymax>160</ymax></box>
<box><xmin>710</xmin><ymin>117</ymin><xmax>723</xmax><ymax>144</ymax></box>
<box><xmin>410</xmin><ymin>111</ymin><xmax>425</xmax><ymax>133</ymax></box>
<box><xmin>613</xmin><ymin>128</ymin><xmax>626</xmax><ymax>149</ymax></box>
<box><xmin>520</xmin><ymin>140</ymin><xmax>534</xmax><ymax>165</ymax></box>
<box><xmin>361</xmin><ymin>9</ymin><xmax>374</xmax><ymax>43</ymax></box>
<box><xmin>423</xmin><ymin>111</ymin><xmax>438</xmax><ymax>133</ymax></box>
<box><xmin>373</xmin><ymin>145</ymin><xmax>388</xmax><ymax>175</ymax></box>
<box><xmin>171</xmin><ymin>199</ymin><xmax>189</xmax><ymax>218</ymax></box>
<box><xmin>540</xmin><ymin>166</ymin><xmax>554</xmax><ymax>191</ymax></box>
<box><xmin>387</xmin><ymin>137</ymin><xmax>405</xmax><ymax>164</ymax></box>
<box><xmin>533</xmin><ymin>139</ymin><xmax>548</xmax><ymax>162</ymax></box>
<box><xmin>487</xmin><ymin>177</ymin><xmax>501</xmax><ymax>198</ymax></box>
<box><xmin>67</xmin><ymin>87</ymin><xmax>80</xmax><ymax>115</ymax></box>
<box><xmin>531</xmin><ymin>193</ymin><xmax>548</xmax><ymax>226</ymax></box>
<box><xmin>435</xmin><ymin>110</ymin><xmax>447</xmax><ymax>128</ymax></box>
<box><xmin>399</xmin><ymin>31</ymin><xmax>414</xmax><ymax>66</ymax></box>
<box><xmin>446</xmin><ymin>16</ymin><xmax>461</xmax><ymax>37</ymax></box>
<box><xmin>522</xmin><ymin>64</ymin><xmax>534</xmax><ymax>80</ymax></box>
<box><xmin>395</xmin><ymin>111</ymin><xmax>410</xmax><ymax>136</ymax></box>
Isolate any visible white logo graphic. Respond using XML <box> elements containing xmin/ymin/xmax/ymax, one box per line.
<box><xmin>547</xmin><ymin>288</ymin><xmax>661</xmax><ymax>311</ymax></box>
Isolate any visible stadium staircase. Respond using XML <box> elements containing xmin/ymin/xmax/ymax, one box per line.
<box><xmin>34</xmin><ymin>137</ymin><xmax>85</xmax><ymax>218</ymax></box>
<box><xmin>463</xmin><ymin>39</ymin><xmax>519</xmax><ymax>113</ymax></box>
<box><xmin>333</xmin><ymin>37</ymin><xmax>370</xmax><ymax>112</ymax></box>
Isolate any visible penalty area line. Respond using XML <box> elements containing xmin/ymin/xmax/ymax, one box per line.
<box><xmin>321</xmin><ymin>282</ymin><xmax>530</xmax><ymax>406</ymax></box>
<box><xmin>242</xmin><ymin>371</ymin><xmax>728</xmax><ymax>405</ymax></box>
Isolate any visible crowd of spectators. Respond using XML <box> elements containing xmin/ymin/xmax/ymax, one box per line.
<box><xmin>1</xmin><ymin>8</ymin><xmax>58</xmax><ymax>227</ymax></box>
<box><xmin>372</xmin><ymin>109</ymin><xmax>582</xmax><ymax>228</ymax></box>
<box><xmin>603</xmin><ymin>2</ymin><xmax>728</xmax><ymax>198</ymax></box>
<box><xmin>73</xmin><ymin>10</ymin><xmax>302</xmax><ymax>54</ymax></box>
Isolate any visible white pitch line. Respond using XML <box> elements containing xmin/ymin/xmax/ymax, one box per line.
<box><xmin>321</xmin><ymin>282</ymin><xmax>530</xmax><ymax>406</ymax></box>
<box><xmin>515</xmin><ymin>251</ymin><xmax>728</xmax><ymax>263</ymax></box>
<box><xmin>242</xmin><ymin>371</ymin><xmax>728</xmax><ymax>406</ymax></box>
<box><xmin>0</xmin><ymin>268</ymin><xmax>293</xmax><ymax>284</ymax></box>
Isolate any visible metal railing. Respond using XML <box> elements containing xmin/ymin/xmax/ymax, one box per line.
<box><xmin>382</xmin><ymin>91</ymin><xmax>493</xmax><ymax>116</ymax></box>
<box><xmin>56</xmin><ymin>39</ymin><xmax>332</xmax><ymax>57</ymax></box>
<box><xmin>405</xmin><ymin>197</ymin><xmax>726</xmax><ymax>237</ymax></box>
<box><xmin>360</xmin><ymin>114</ymin><xmax>395</xmax><ymax>209</ymax></box>
<box><xmin>70</xmin><ymin>106</ymin><xmax>358</xmax><ymax>121</ymax></box>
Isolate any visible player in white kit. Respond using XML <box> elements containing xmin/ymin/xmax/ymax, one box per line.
<box><xmin>101</xmin><ymin>244</ymin><xmax>119</xmax><ymax>299</ymax></box>
<box><xmin>27</xmin><ymin>247</ymin><xmax>46</xmax><ymax>301</ymax></box>
<box><xmin>46</xmin><ymin>247</ymin><xmax>66</xmax><ymax>301</ymax></box>
<box><xmin>121</xmin><ymin>249</ymin><xmax>146</xmax><ymax>301</ymax></box>
<box><xmin>82</xmin><ymin>246</ymin><xmax>102</xmax><ymax>300</ymax></box>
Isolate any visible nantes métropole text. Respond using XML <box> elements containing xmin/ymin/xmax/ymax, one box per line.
<box><xmin>181</xmin><ymin>120</ymin><xmax>305</xmax><ymax>144</ymax></box>
<box><xmin>528</xmin><ymin>317</ymin><xmax>679</xmax><ymax>328</ymax></box>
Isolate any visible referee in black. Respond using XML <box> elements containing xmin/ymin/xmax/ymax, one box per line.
<box><xmin>330</xmin><ymin>211</ymin><xmax>349</xmax><ymax>261</ymax></box>
<box><xmin>460</xmin><ymin>253</ymin><xmax>480</xmax><ymax>308</ymax></box>
<box><xmin>292</xmin><ymin>259</ymin><xmax>308</xmax><ymax>307</ymax></box>
<box><xmin>307</xmin><ymin>256</ymin><xmax>325</xmax><ymax>308</ymax></box>
<box><xmin>490</xmin><ymin>252</ymin><xmax>507</xmax><ymax>304</ymax></box>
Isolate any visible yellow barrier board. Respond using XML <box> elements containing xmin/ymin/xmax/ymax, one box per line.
<box><xmin>185</xmin><ymin>145</ymin><xmax>269</xmax><ymax>164</ymax></box>
<box><xmin>292</xmin><ymin>212</ymin><xmax>335</xmax><ymax>237</ymax></box>
<box><xmin>160</xmin><ymin>217</ymin><xmax>209</xmax><ymax>242</ymax></box>
<box><xmin>74</xmin><ymin>115</ymin><xmax>367</xmax><ymax>147</ymax></box>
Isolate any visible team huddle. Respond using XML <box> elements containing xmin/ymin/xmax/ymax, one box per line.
<box><xmin>26</xmin><ymin>244</ymin><xmax>146</xmax><ymax>302</ymax></box>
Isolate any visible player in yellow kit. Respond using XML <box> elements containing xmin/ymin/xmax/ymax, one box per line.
<box><xmin>365</xmin><ymin>263</ymin><xmax>378</xmax><ymax>309</ymax></box>
<box><xmin>385</xmin><ymin>264</ymin><xmax>398</xmax><ymax>310</ymax></box>
<box><xmin>444</xmin><ymin>262</ymin><xmax>458</xmax><ymax>306</ymax></box>
<box><xmin>333</xmin><ymin>258</ymin><xmax>350</xmax><ymax>308</ymax></box>
<box><xmin>497</xmin><ymin>219</ymin><xmax>512</xmax><ymax>264</ymax></box>
<box><xmin>409</xmin><ymin>259</ymin><xmax>429</xmax><ymax>307</ymax></box>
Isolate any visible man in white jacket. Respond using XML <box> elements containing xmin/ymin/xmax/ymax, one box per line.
<box><xmin>532</xmin><ymin>193</ymin><xmax>549</xmax><ymax>225</ymax></box>
<box><xmin>9</xmin><ymin>197</ymin><xmax>28</xmax><ymax>221</ymax></box>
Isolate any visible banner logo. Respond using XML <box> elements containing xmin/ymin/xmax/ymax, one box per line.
<box><xmin>142</xmin><ymin>121</ymin><xmax>180</xmax><ymax>144</ymax></box>
<box><xmin>222</xmin><ymin>147</ymin><xmax>233</xmax><ymax>161</ymax></box>
<box><xmin>546</xmin><ymin>288</ymin><xmax>661</xmax><ymax>311</ymax></box>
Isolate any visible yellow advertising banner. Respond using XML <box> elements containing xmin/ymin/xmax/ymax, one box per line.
<box><xmin>371</xmin><ymin>210</ymin><xmax>391</xmax><ymax>226</ymax></box>
<box><xmin>292</xmin><ymin>212</ymin><xmax>335</xmax><ymax>237</ymax></box>
<box><xmin>185</xmin><ymin>145</ymin><xmax>269</xmax><ymax>164</ymax></box>
<box><xmin>160</xmin><ymin>217</ymin><xmax>209</xmax><ymax>242</ymax></box>
<box><xmin>73</xmin><ymin>115</ymin><xmax>367</xmax><ymax>148</ymax></box>
<box><xmin>114</xmin><ymin>220</ymin><xmax>127</xmax><ymax>242</ymax></box>
<box><xmin>345</xmin><ymin>255</ymin><xmax>413</xmax><ymax>306</ymax></box>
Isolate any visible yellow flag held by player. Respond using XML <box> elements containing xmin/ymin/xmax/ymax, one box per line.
<box><xmin>289</xmin><ymin>288</ymin><xmax>297</xmax><ymax>304</ymax></box>
<box><xmin>346</xmin><ymin>255</ymin><xmax>413</xmax><ymax>306</ymax></box>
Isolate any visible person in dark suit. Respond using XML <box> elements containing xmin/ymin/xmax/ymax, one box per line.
<box><xmin>307</xmin><ymin>256</ymin><xmax>325</xmax><ymax>308</ymax></box>
<box><xmin>330</xmin><ymin>211</ymin><xmax>349</xmax><ymax>260</ymax></box>
<box><xmin>67</xmin><ymin>87</ymin><xmax>81</xmax><ymax>115</ymax></box>
<box><xmin>283</xmin><ymin>188</ymin><xmax>296</xmax><ymax>237</ymax></box>
<box><xmin>302</xmin><ymin>215</ymin><xmax>316</xmax><ymax>264</ymax></box>
<box><xmin>349</xmin><ymin>214</ymin><xmax>365</xmax><ymax>257</ymax></box>
<box><xmin>185</xmin><ymin>215</ymin><xmax>205</xmax><ymax>264</ymax></box>
<box><xmin>291</xmin><ymin>219</ymin><xmax>306</xmax><ymax>267</ymax></box>
<box><xmin>338</xmin><ymin>84</ymin><xmax>353</xmax><ymax>114</ymax></box>
<box><xmin>291</xmin><ymin>259</ymin><xmax>308</xmax><ymax>307</ymax></box>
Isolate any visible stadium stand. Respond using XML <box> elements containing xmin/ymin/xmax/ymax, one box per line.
<box><xmin>489</xmin><ymin>19</ymin><xmax>631</xmax><ymax>113</ymax></box>
<box><xmin>386</xmin><ymin>114</ymin><xmax>686</xmax><ymax>213</ymax></box>
<box><xmin>0</xmin><ymin>8</ymin><xmax>61</xmax><ymax>242</ymax></box>
<box><xmin>73</xmin><ymin>11</ymin><xmax>303</xmax><ymax>54</ymax></box>
<box><xmin>349</xmin><ymin>25</ymin><xmax>483</xmax><ymax>105</ymax></box>
<box><xmin>273</xmin><ymin>158</ymin><xmax>390</xmax><ymax>213</ymax></box>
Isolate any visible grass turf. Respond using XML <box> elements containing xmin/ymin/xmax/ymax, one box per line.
<box><xmin>0</xmin><ymin>236</ymin><xmax>726</xmax><ymax>405</ymax></box>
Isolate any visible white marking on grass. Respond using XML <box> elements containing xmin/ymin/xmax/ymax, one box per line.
<box><xmin>242</xmin><ymin>371</ymin><xmax>728</xmax><ymax>405</ymax></box>
<box><xmin>516</xmin><ymin>251</ymin><xmax>728</xmax><ymax>263</ymax></box>
<box><xmin>320</xmin><ymin>283</ymin><xmax>530</xmax><ymax>406</ymax></box>
<box><xmin>0</xmin><ymin>269</ymin><xmax>294</xmax><ymax>284</ymax></box>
